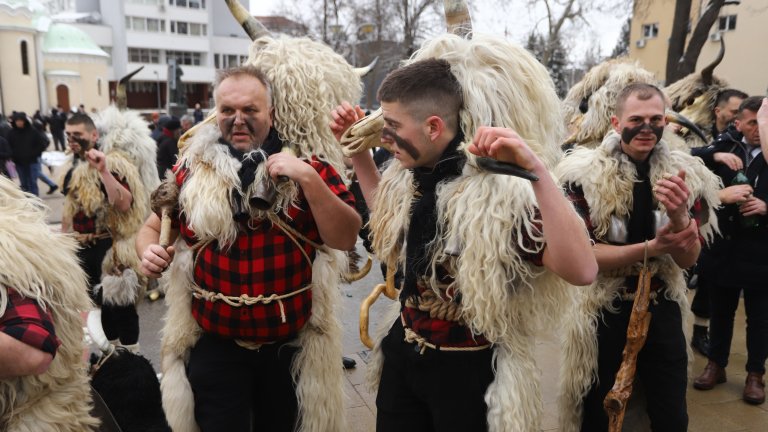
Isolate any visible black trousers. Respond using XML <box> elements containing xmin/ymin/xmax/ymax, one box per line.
<box><xmin>79</xmin><ymin>238</ymin><xmax>139</xmax><ymax>344</ymax></box>
<box><xmin>581</xmin><ymin>296</ymin><xmax>688</xmax><ymax>432</ymax></box>
<box><xmin>187</xmin><ymin>333</ymin><xmax>300</xmax><ymax>432</ymax></box>
<box><xmin>690</xmin><ymin>275</ymin><xmax>711</xmax><ymax>320</ymax></box>
<box><xmin>709</xmin><ymin>282</ymin><xmax>768</xmax><ymax>374</ymax></box>
<box><xmin>376</xmin><ymin>319</ymin><xmax>495</xmax><ymax>432</ymax></box>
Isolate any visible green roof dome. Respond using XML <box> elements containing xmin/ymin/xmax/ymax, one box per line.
<box><xmin>43</xmin><ymin>23</ymin><xmax>108</xmax><ymax>57</ymax></box>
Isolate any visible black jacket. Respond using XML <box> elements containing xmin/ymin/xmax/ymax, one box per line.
<box><xmin>693</xmin><ymin>127</ymin><xmax>768</xmax><ymax>288</ymax></box>
<box><xmin>8</xmin><ymin>116</ymin><xmax>48</xmax><ymax>165</ymax></box>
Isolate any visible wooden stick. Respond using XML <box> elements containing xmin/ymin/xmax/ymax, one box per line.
<box><xmin>159</xmin><ymin>207</ymin><xmax>172</xmax><ymax>248</ymax></box>
<box><xmin>604</xmin><ymin>242</ymin><xmax>653</xmax><ymax>432</ymax></box>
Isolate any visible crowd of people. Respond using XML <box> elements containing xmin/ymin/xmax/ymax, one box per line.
<box><xmin>2</xmin><ymin>29</ymin><xmax>768</xmax><ymax>432</ymax></box>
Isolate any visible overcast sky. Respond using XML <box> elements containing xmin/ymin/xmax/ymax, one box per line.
<box><xmin>249</xmin><ymin>0</ymin><xmax>628</xmax><ymax>66</ymax></box>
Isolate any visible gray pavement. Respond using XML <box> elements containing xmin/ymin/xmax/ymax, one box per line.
<box><xmin>21</xmin><ymin>170</ymin><xmax>767</xmax><ymax>431</ymax></box>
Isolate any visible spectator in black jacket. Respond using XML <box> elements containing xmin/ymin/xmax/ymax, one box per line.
<box><xmin>692</xmin><ymin>96</ymin><xmax>768</xmax><ymax>406</ymax></box>
<box><xmin>156</xmin><ymin>117</ymin><xmax>181</xmax><ymax>179</ymax></box>
<box><xmin>8</xmin><ymin>112</ymin><xmax>48</xmax><ymax>196</ymax></box>
<box><xmin>47</xmin><ymin>108</ymin><xmax>67</xmax><ymax>151</ymax></box>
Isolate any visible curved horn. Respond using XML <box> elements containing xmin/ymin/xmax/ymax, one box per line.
<box><xmin>443</xmin><ymin>0</ymin><xmax>472</xmax><ymax>38</ymax></box>
<box><xmin>87</xmin><ymin>309</ymin><xmax>115</xmax><ymax>355</ymax></box>
<box><xmin>343</xmin><ymin>255</ymin><xmax>373</xmax><ymax>282</ymax></box>
<box><xmin>225</xmin><ymin>0</ymin><xmax>271</xmax><ymax>40</ymax></box>
<box><xmin>701</xmin><ymin>35</ymin><xmax>725</xmax><ymax>86</ymax></box>
<box><xmin>115</xmin><ymin>66</ymin><xmax>144</xmax><ymax>110</ymax></box>
<box><xmin>354</xmin><ymin>56</ymin><xmax>379</xmax><ymax>77</ymax></box>
<box><xmin>666</xmin><ymin>110</ymin><xmax>708</xmax><ymax>144</ymax></box>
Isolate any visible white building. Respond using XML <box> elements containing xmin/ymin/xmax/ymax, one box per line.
<box><xmin>67</xmin><ymin>0</ymin><xmax>252</xmax><ymax>111</ymax></box>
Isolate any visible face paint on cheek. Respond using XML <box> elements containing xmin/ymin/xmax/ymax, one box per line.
<box><xmin>382</xmin><ymin>127</ymin><xmax>421</xmax><ymax>160</ymax></box>
<box><xmin>621</xmin><ymin>123</ymin><xmax>664</xmax><ymax>144</ymax></box>
<box><xmin>221</xmin><ymin>117</ymin><xmax>235</xmax><ymax>138</ymax></box>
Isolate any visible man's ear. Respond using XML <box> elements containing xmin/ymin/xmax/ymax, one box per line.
<box><xmin>610</xmin><ymin>115</ymin><xmax>620</xmax><ymax>133</ymax></box>
<box><xmin>424</xmin><ymin>115</ymin><xmax>445</xmax><ymax>142</ymax></box>
<box><xmin>269</xmin><ymin>106</ymin><xmax>275</xmax><ymax>126</ymax></box>
<box><xmin>91</xmin><ymin>129</ymin><xmax>100</xmax><ymax>143</ymax></box>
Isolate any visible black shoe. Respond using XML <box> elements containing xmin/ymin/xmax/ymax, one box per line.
<box><xmin>342</xmin><ymin>356</ymin><xmax>357</xmax><ymax>369</ymax></box>
<box><xmin>47</xmin><ymin>185</ymin><xmax>58</xmax><ymax>195</ymax></box>
<box><xmin>691</xmin><ymin>324</ymin><xmax>711</xmax><ymax>356</ymax></box>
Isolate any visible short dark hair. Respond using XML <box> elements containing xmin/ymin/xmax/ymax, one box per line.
<box><xmin>716</xmin><ymin>89</ymin><xmax>748</xmax><ymax>107</ymax></box>
<box><xmin>377</xmin><ymin>58</ymin><xmax>463</xmax><ymax>132</ymax></box>
<box><xmin>66</xmin><ymin>113</ymin><xmax>95</xmax><ymax>131</ymax></box>
<box><xmin>615</xmin><ymin>83</ymin><xmax>666</xmax><ymax>117</ymax></box>
<box><xmin>738</xmin><ymin>96</ymin><xmax>763</xmax><ymax>116</ymax></box>
<box><xmin>213</xmin><ymin>65</ymin><xmax>272</xmax><ymax>106</ymax></box>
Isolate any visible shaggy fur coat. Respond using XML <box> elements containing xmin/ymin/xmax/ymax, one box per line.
<box><xmin>0</xmin><ymin>177</ymin><xmax>98</xmax><ymax>431</ymax></box>
<box><xmin>365</xmin><ymin>157</ymin><xmax>578</xmax><ymax>432</ymax></box>
<box><xmin>159</xmin><ymin>124</ymin><xmax>347</xmax><ymax>432</ymax></box>
<box><xmin>554</xmin><ymin>132</ymin><xmax>721</xmax><ymax>431</ymax></box>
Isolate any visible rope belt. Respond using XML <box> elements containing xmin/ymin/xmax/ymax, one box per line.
<box><xmin>404</xmin><ymin>289</ymin><xmax>463</xmax><ymax>323</ymax></box>
<box><xmin>617</xmin><ymin>289</ymin><xmax>660</xmax><ymax>303</ymax></box>
<box><xmin>400</xmin><ymin>314</ymin><xmax>491</xmax><ymax>355</ymax></box>
<box><xmin>74</xmin><ymin>232</ymin><xmax>111</xmax><ymax>245</ymax></box>
<box><xmin>190</xmin><ymin>284</ymin><xmax>312</xmax><ymax>324</ymax></box>
<box><xmin>602</xmin><ymin>260</ymin><xmax>661</xmax><ymax>278</ymax></box>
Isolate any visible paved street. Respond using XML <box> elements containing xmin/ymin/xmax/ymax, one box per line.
<box><xmin>27</xmin><ymin>171</ymin><xmax>767</xmax><ymax>431</ymax></box>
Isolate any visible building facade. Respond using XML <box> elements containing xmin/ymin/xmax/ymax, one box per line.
<box><xmin>67</xmin><ymin>0</ymin><xmax>252</xmax><ymax>111</ymax></box>
<box><xmin>629</xmin><ymin>0</ymin><xmax>768</xmax><ymax>96</ymax></box>
<box><xmin>0</xmin><ymin>0</ymin><xmax>109</xmax><ymax>115</ymax></box>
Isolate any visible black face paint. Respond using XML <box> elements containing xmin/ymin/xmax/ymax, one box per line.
<box><xmin>222</xmin><ymin>115</ymin><xmax>260</xmax><ymax>146</ymax></box>
<box><xmin>621</xmin><ymin>122</ymin><xmax>664</xmax><ymax>145</ymax></box>
<box><xmin>382</xmin><ymin>127</ymin><xmax>421</xmax><ymax>160</ymax></box>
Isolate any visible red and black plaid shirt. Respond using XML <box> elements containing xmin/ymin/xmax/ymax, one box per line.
<box><xmin>70</xmin><ymin>172</ymin><xmax>131</xmax><ymax>234</ymax></box>
<box><xmin>402</xmin><ymin>210</ymin><xmax>547</xmax><ymax>349</ymax></box>
<box><xmin>565</xmin><ymin>182</ymin><xmax>703</xmax><ymax>293</ymax></box>
<box><xmin>175</xmin><ymin>158</ymin><xmax>355</xmax><ymax>343</ymax></box>
<box><xmin>1</xmin><ymin>287</ymin><xmax>60</xmax><ymax>357</ymax></box>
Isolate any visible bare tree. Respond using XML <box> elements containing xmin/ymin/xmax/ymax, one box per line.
<box><xmin>663</xmin><ymin>0</ymin><xmax>741</xmax><ymax>84</ymax></box>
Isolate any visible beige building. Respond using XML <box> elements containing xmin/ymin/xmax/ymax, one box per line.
<box><xmin>629</xmin><ymin>0</ymin><xmax>768</xmax><ymax>96</ymax></box>
<box><xmin>0</xmin><ymin>0</ymin><xmax>109</xmax><ymax>115</ymax></box>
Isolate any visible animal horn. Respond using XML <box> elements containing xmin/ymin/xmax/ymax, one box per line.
<box><xmin>666</xmin><ymin>110</ymin><xmax>708</xmax><ymax>144</ymax></box>
<box><xmin>87</xmin><ymin>309</ymin><xmax>115</xmax><ymax>355</ymax></box>
<box><xmin>701</xmin><ymin>35</ymin><xmax>725</xmax><ymax>86</ymax></box>
<box><xmin>354</xmin><ymin>56</ymin><xmax>379</xmax><ymax>77</ymax></box>
<box><xmin>115</xmin><ymin>66</ymin><xmax>144</xmax><ymax>110</ymax></box>
<box><xmin>225</xmin><ymin>0</ymin><xmax>271</xmax><ymax>40</ymax></box>
<box><xmin>443</xmin><ymin>0</ymin><xmax>472</xmax><ymax>38</ymax></box>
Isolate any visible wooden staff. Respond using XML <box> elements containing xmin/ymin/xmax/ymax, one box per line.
<box><xmin>604</xmin><ymin>241</ymin><xmax>652</xmax><ymax>431</ymax></box>
<box><xmin>150</xmin><ymin>177</ymin><xmax>179</xmax><ymax>248</ymax></box>
<box><xmin>359</xmin><ymin>261</ymin><xmax>399</xmax><ymax>349</ymax></box>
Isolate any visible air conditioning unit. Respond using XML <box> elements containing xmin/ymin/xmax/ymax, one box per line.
<box><xmin>636</xmin><ymin>39</ymin><xmax>646</xmax><ymax>48</ymax></box>
<box><xmin>710</xmin><ymin>32</ymin><xmax>722</xmax><ymax>42</ymax></box>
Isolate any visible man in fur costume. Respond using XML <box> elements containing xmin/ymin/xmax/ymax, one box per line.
<box><xmin>137</xmin><ymin>65</ymin><xmax>361</xmax><ymax>432</ymax></box>
<box><xmin>60</xmin><ymin>112</ymin><xmax>153</xmax><ymax>352</ymax></box>
<box><xmin>0</xmin><ymin>175</ymin><xmax>99</xmax><ymax>431</ymax></box>
<box><xmin>334</xmin><ymin>39</ymin><xmax>598</xmax><ymax>431</ymax></box>
<box><xmin>556</xmin><ymin>83</ymin><xmax>721</xmax><ymax>431</ymax></box>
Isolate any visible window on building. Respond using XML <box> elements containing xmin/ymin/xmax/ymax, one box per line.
<box><xmin>20</xmin><ymin>40</ymin><xmax>29</xmax><ymax>75</ymax></box>
<box><xmin>718</xmin><ymin>15</ymin><xmax>737</xmax><ymax>31</ymax></box>
<box><xmin>129</xmin><ymin>48</ymin><xmax>161</xmax><ymax>64</ymax></box>
<box><xmin>642</xmin><ymin>23</ymin><xmax>659</xmax><ymax>39</ymax></box>
<box><xmin>170</xmin><ymin>20</ymin><xmax>205</xmax><ymax>36</ymax></box>
<box><xmin>167</xmin><ymin>50</ymin><xmax>203</xmax><ymax>66</ymax></box>
<box><xmin>170</xmin><ymin>0</ymin><xmax>206</xmax><ymax>8</ymax></box>
<box><xmin>214</xmin><ymin>53</ymin><xmax>220</xmax><ymax>68</ymax></box>
<box><xmin>126</xmin><ymin>16</ymin><xmax>166</xmax><ymax>33</ymax></box>
<box><xmin>101</xmin><ymin>46</ymin><xmax>112</xmax><ymax>65</ymax></box>
<box><xmin>127</xmin><ymin>0</ymin><xmax>161</xmax><ymax>4</ymax></box>
<box><xmin>97</xmin><ymin>78</ymin><xmax>102</xmax><ymax>96</ymax></box>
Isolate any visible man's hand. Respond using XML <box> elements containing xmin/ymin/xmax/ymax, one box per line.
<box><xmin>85</xmin><ymin>148</ymin><xmax>107</xmax><ymax>173</ymax></box>
<box><xmin>266</xmin><ymin>153</ymin><xmax>315</xmax><ymax>184</ymax></box>
<box><xmin>654</xmin><ymin>169</ymin><xmax>690</xmax><ymax>230</ymax></box>
<box><xmin>329</xmin><ymin>102</ymin><xmax>365</xmax><ymax>142</ymax></box>
<box><xmin>140</xmin><ymin>244</ymin><xmax>175</xmax><ymax>278</ymax></box>
<box><xmin>739</xmin><ymin>196</ymin><xmax>767</xmax><ymax>217</ymax></box>
<box><xmin>467</xmin><ymin>127</ymin><xmax>543</xmax><ymax>172</ymax></box>
<box><xmin>652</xmin><ymin>221</ymin><xmax>699</xmax><ymax>257</ymax></box>
<box><xmin>713</xmin><ymin>152</ymin><xmax>744</xmax><ymax>171</ymax></box>
<box><xmin>719</xmin><ymin>184</ymin><xmax>754</xmax><ymax>205</ymax></box>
